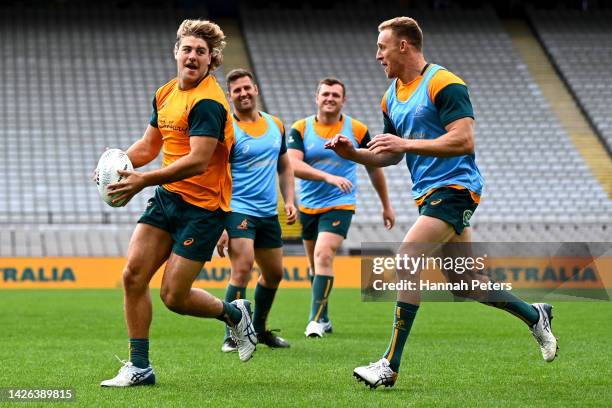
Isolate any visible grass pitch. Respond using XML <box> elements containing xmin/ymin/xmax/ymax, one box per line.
<box><xmin>0</xmin><ymin>289</ymin><xmax>610</xmax><ymax>407</ymax></box>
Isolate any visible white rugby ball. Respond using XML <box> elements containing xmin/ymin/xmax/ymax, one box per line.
<box><xmin>95</xmin><ymin>149</ymin><xmax>134</xmax><ymax>207</ymax></box>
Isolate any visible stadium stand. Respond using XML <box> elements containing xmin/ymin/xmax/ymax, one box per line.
<box><xmin>0</xmin><ymin>2</ymin><xmax>230</xmax><ymax>255</ymax></box>
<box><xmin>0</xmin><ymin>2</ymin><xmax>610</xmax><ymax>256</ymax></box>
<box><xmin>0</xmin><ymin>3</ymin><xmax>176</xmax><ymax>225</ymax></box>
<box><xmin>239</xmin><ymin>3</ymin><xmax>612</xmax><ymax>247</ymax></box>
<box><xmin>528</xmin><ymin>8</ymin><xmax>612</xmax><ymax>155</ymax></box>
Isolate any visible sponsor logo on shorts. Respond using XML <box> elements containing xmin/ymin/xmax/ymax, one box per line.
<box><xmin>183</xmin><ymin>238</ymin><xmax>195</xmax><ymax>246</ymax></box>
<box><xmin>237</xmin><ymin>219</ymin><xmax>249</xmax><ymax>230</ymax></box>
<box><xmin>463</xmin><ymin>210</ymin><xmax>473</xmax><ymax>226</ymax></box>
<box><xmin>430</xmin><ymin>199</ymin><xmax>442</xmax><ymax>206</ymax></box>
<box><xmin>332</xmin><ymin>220</ymin><xmax>341</xmax><ymax>227</ymax></box>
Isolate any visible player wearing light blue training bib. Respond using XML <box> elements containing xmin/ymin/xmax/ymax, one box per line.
<box><xmin>325</xmin><ymin>17</ymin><xmax>557</xmax><ymax>389</ymax></box>
<box><xmin>288</xmin><ymin>77</ymin><xmax>395</xmax><ymax>339</ymax></box>
<box><xmin>216</xmin><ymin>69</ymin><xmax>297</xmax><ymax>352</ymax></box>
<box><xmin>230</xmin><ymin>111</ymin><xmax>285</xmax><ymax>217</ymax></box>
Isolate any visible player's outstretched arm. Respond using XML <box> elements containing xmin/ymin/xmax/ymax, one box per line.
<box><xmin>108</xmin><ymin>135</ymin><xmax>217</xmax><ymax>205</ymax></box>
<box><xmin>287</xmin><ymin>148</ymin><xmax>353</xmax><ymax>194</ymax></box>
<box><xmin>325</xmin><ymin>134</ymin><xmax>404</xmax><ymax>168</ymax></box>
<box><xmin>277</xmin><ymin>153</ymin><xmax>297</xmax><ymax>225</ymax></box>
<box><xmin>398</xmin><ymin>117</ymin><xmax>475</xmax><ymax>157</ymax></box>
<box><xmin>365</xmin><ymin>166</ymin><xmax>395</xmax><ymax>229</ymax></box>
<box><xmin>125</xmin><ymin>125</ymin><xmax>164</xmax><ymax>168</ymax></box>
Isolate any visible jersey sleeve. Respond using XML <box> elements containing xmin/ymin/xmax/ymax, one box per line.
<box><xmin>358</xmin><ymin>130</ymin><xmax>371</xmax><ymax>148</ymax></box>
<box><xmin>287</xmin><ymin>119</ymin><xmax>306</xmax><ymax>152</ymax></box>
<box><xmin>434</xmin><ymin>84</ymin><xmax>474</xmax><ymax>127</ymax></box>
<box><xmin>271</xmin><ymin>115</ymin><xmax>287</xmax><ymax>156</ymax></box>
<box><xmin>429</xmin><ymin>70</ymin><xmax>474</xmax><ymax>127</ymax></box>
<box><xmin>381</xmin><ymin>91</ymin><xmax>388</xmax><ymax>116</ymax></box>
<box><xmin>351</xmin><ymin>118</ymin><xmax>371</xmax><ymax>148</ymax></box>
<box><xmin>150</xmin><ymin>95</ymin><xmax>158</xmax><ymax>128</ymax></box>
<box><xmin>383</xmin><ymin>111</ymin><xmax>399</xmax><ymax>136</ymax></box>
<box><xmin>381</xmin><ymin>90</ymin><xmax>400</xmax><ymax>136</ymax></box>
<box><xmin>279</xmin><ymin>131</ymin><xmax>287</xmax><ymax>156</ymax></box>
<box><xmin>188</xmin><ymin>99</ymin><xmax>227</xmax><ymax>139</ymax></box>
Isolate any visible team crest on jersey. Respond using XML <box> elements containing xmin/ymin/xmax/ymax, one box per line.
<box><xmin>414</xmin><ymin>104</ymin><xmax>424</xmax><ymax>117</ymax></box>
<box><xmin>463</xmin><ymin>210</ymin><xmax>473</xmax><ymax>226</ymax></box>
<box><xmin>237</xmin><ymin>219</ymin><xmax>249</xmax><ymax>230</ymax></box>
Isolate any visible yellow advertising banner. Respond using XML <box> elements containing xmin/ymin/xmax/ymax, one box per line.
<box><xmin>0</xmin><ymin>256</ymin><xmax>610</xmax><ymax>289</ymax></box>
<box><xmin>0</xmin><ymin>257</ymin><xmax>359</xmax><ymax>289</ymax></box>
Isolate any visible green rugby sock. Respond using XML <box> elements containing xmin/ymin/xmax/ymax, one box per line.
<box><xmin>129</xmin><ymin>338</ymin><xmax>149</xmax><ymax>369</ymax></box>
<box><xmin>306</xmin><ymin>267</ymin><xmax>330</xmax><ymax>321</ymax></box>
<box><xmin>482</xmin><ymin>291</ymin><xmax>539</xmax><ymax>326</ymax></box>
<box><xmin>216</xmin><ymin>301</ymin><xmax>243</xmax><ymax>328</ymax></box>
<box><xmin>309</xmin><ymin>275</ymin><xmax>333</xmax><ymax>322</ymax></box>
<box><xmin>320</xmin><ymin>300</ymin><xmax>330</xmax><ymax>323</ymax></box>
<box><xmin>383</xmin><ymin>302</ymin><xmax>419</xmax><ymax>373</ymax></box>
<box><xmin>253</xmin><ymin>283</ymin><xmax>277</xmax><ymax>334</ymax></box>
<box><xmin>223</xmin><ymin>284</ymin><xmax>246</xmax><ymax>339</ymax></box>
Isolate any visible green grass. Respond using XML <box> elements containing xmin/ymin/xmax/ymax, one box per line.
<box><xmin>0</xmin><ymin>289</ymin><xmax>610</xmax><ymax>407</ymax></box>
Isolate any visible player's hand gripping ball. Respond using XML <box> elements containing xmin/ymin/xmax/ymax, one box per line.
<box><xmin>95</xmin><ymin>149</ymin><xmax>134</xmax><ymax>207</ymax></box>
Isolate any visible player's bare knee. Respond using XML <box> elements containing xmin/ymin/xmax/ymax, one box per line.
<box><xmin>395</xmin><ymin>270</ymin><xmax>420</xmax><ymax>290</ymax></box>
<box><xmin>160</xmin><ymin>289</ymin><xmax>187</xmax><ymax>314</ymax></box>
<box><xmin>261</xmin><ymin>270</ymin><xmax>282</xmax><ymax>287</ymax></box>
<box><xmin>122</xmin><ymin>263</ymin><xmax>148</xmax><ymax>292</ymax></box>
<box><xmin>315</xmin><ymin>248</ymin><xmax>335</xmax><ymax>269</ymax></box>
<box><xmin>230</xmin><ymin>267</ymin><xmax>251</xmax><ymax>287</ymax></box>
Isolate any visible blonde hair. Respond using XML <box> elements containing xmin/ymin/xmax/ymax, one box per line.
<box><xmin>378</xmin><ymin>17</ymin><xmax>423</xmax><ymax>52</ymax></box>
<box><xmin>175</xmin><ymin>19</ymin><xmax>226</xmax><ymax>72</ymax></box>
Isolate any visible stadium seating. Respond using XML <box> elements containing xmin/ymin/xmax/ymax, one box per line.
<box><xmin>0</xmin><ymin>2</ymin><xmax>224</xmax><ymax>226</ymax></box>
<box><xmin>0</xmin><ymin>3</ymin><xmax>610</xmax><ymax>256</ymax></box>
<box><xmin>528</xmin><ymin>8</ymin><xmax>612</xmax><ymax>154</ymax></box>
<box><xmin>239</xmin><ymin>4</ymin><xmax>612</xmax><ymax>246</ymax></box>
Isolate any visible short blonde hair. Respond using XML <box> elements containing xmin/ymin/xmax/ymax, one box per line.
<box><xmin>175</xmin><ymin>19</ymin><xmax>226</xmax><ymax>72</ymax></box>
<box><xmin>378</xmin><ymin>17</ymin><xmax>423</xmax><ymax>52</ymax></box>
